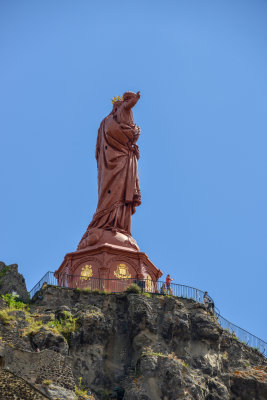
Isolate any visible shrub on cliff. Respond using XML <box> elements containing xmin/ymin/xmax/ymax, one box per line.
<box><xmin>125</xmin><ymin>284</ymin><xmax>141</xmax><ymax>294</ymax></box>
<box><xmin>2</xmin><ymin>294</ymin><xmax>28</xmax><ymax>310</ymax></box>
<box><xmin>0</xmin><ymin>294</ymin><xmax>29</xmax><ymax>325</ymax></box>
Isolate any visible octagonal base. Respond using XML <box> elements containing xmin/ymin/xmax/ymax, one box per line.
<box><xmin>55</xmin><ymin>242</ymin><xmax>162</xmax><ymax>292</ymax></box>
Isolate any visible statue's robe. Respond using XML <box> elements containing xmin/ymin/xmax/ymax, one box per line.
<box><xmin>88</xmin><ymin>106</ymin><xmax>141</xmax><ymax>234</ymax></box>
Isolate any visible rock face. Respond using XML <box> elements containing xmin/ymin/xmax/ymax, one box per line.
<box><xmin>0</xmin><ymin>285</ymin><xmax>266</xmax><ymax>399</ymax></box>
<box><xmin>0</xmin><ymin>368</ymin><xmax>49</xmax><ymax>399</ymax></box>
<box><xmin>0</xmin><ymin>261</ymin><xmax>29</xmax><ymax>301</ymax></box>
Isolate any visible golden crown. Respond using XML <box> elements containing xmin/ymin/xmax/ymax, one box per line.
<box><xmin>111</xmin><ymin>95</ymin><xmax>123</xmax><ymax>104</ymax></box>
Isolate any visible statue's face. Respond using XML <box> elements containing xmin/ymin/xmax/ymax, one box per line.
<box><xmin>112</xmin><ymin>101</ymin><xmax>122</xmax><ymax>112</ymax></box>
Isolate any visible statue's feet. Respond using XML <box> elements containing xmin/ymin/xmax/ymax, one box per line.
<box><xmin>77</xmin><ymin>229</ymin><xmax>139</xmax><ymax>251</ymax></box>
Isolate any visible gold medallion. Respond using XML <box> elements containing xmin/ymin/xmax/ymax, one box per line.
<box><xmin>114</xmin><ymin>264</ymin><xmax>131</xmax><ymax>279</ymax></box>
<box><xmin>80</xmin><ymin>265</ymin><xmax>93</xmax><ymax>280</ymax></box>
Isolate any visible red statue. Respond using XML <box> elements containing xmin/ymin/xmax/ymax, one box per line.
<box><xmin>56</xmin><ymin>91</ymin><xmax>162</xmax><ymax>288</ymax></box>
<box><xmin>78</xmin><ymin>91</ymin><xmax>141</xmax><ymax>249</ymax></box>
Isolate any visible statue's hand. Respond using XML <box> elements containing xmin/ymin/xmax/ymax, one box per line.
<box><xmin>123</xmin><ymin>91</ymin><xmax>141</xmax><ymax>110</ymax></box>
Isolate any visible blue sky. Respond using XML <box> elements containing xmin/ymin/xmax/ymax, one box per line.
<box><xmin>1</xmin><ymin>0</ymin><xmax>267</xmax><ymax>342</ymax></box>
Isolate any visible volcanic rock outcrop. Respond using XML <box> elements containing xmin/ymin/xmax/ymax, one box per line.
<box><xmin>0</xmin><ymin>261</ymin><xmax>28</xmax><ymax>301</ymax></box>
<box><xmin>0</xmin><ymin>283</ymin><xmax>266</xmax><ymax>399</ymax></box>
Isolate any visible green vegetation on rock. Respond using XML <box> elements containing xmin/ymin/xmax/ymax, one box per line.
<box><xmin>0</xmin><ymin>309</ymin><xmax>16</xmax><ymax>325</ymax></box>
<box><xmin>2</xmin><ymin>294</ymin><xmax>29</xmax><ymax>310</ymax></box>
<box><xmin>48</xmin><ymin>314</ymin><xmax>78</xmax><ymax>343</ymax></box>
<box><xmin>141</xmin><ymin>346</ymin><xmax>189</xmax><ymax>368</ymax></box>
<box><xmin>0</xmin><ymin>294</ymin><xmax>29</xmax><ymax>325</ymax></box>
<box><xmin>125</xmin><ymin>283</ymin><xmax>141</xmax><ymax>294</ymax></box>
<box><xmin>75</xmin><ymin>377</ymin><xmax>91</xmax><ymax>399</ymax></box>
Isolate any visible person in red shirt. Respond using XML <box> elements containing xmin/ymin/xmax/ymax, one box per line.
<box><xmin>166</xmin><ymin>274</ymin><xmax>173</xmax><ymax>294</ymax></box>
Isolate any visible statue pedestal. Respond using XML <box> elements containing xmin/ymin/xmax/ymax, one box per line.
<box><xmin>55</xmin><ymin>233</ymin><xmax>162</xmax><ymax>292</ymax></box>
<box><xmin>55</xmin><ymin>91</ymin><xmax>160</xmax><ymax>292</ymax></box>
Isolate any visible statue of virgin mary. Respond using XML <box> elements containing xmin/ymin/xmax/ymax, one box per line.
<box><xmin>78</xmin><ymin>91</ymin><xmax>141</xmax><ymax>250</ymax></box>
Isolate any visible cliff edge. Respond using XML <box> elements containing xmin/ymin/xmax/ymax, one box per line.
<box><xmin>0</xmin><ymin>284</ymin><xmax>266</xmax><ymax>399</ymax></box>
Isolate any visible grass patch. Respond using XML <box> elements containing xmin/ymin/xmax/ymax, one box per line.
<box><xmin>85</xmin><ymin>308</ymin><xmax>102</xmax><ymax>316</ymax></box>
<box><xmin>75</xmin><ymin>377</ymin><xmax>91</xmax><ymax>399</ymax></box>
<box><xmin>91</xmin><ymin>288</ymin><xmax>111</xmax><ymax>295</ymax></box>
<box><xmin>48</xmin><ymin>314</ymin><xmax>78</xmax><ymax>343</ymax></box>
<box><xmin>1</xmin><ymin>295</ymin><xmax>78</xmax><ymax>344</ymax></box>
<box><xmin>0</xmin><ymin>294</ymin><xmax>29</xmax><ymax>326</ymax></box>
<box><xmin>24</xmin><ymin>316</ymin><xmax>43</xmax><ymax>335</ymax></box>
<box><xmin>142</xmin><ymin>292</ymin><xmax>152</xmax><ymax>298</ymax></box>
<box><xmin>141</xmin><ymin>347</ymin><xmax>189</xmax><ymax>368</ymax></box>
<box><xmin>0</xmin><ymin>309</ymin><xmax>16</xmax><ymax>325</ymax></box>
<box><xmin>74</xmin><ymin>287</ymin><xmax>111</xmax><ymax>295</ymax></box>
<box><xmin>2</xmin><ymin>294</ymin><xmax>29</xmax><ymax>310</ymax></box>
<box><xmin>42</xmin><ymin>379</ymin><xmax>52</xmax><ymax>386</ymax></box>
<box><xmin>125</xmin><ymin>284</ymin><xmax>141</xmax><ymax>294</ymax></box>
<box><xmin>21</xmin><ymin>309</ymin><xmax>78</xmax><ymax>342</ymax></box>
<box><xmin>80</xmin><ymin>287</ymin><xmax>93</xmax><ymax>293</ymax></box>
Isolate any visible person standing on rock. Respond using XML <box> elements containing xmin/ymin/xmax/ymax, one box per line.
<box><xmin>203</xmin><ymin>292</ymin><xmax>209</xmax><ymax>308</ymax></box>
<box><xmin>160</xmin><ymin>283</ymin><xmax>166</xmax><ymax>295</ymax></box>
<box><xmin>204</xmin><ymin>291</ymin><xmax>214</xmax><ymax>313</ymax></box>
<box><xmin>166</xmin><ymin>274</ymin><xmax>173</xmax><ymax>294</ymax></box>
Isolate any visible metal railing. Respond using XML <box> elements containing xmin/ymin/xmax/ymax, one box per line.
<box><xmin>29</xmin><ymin>271</ymin><xmax>266</xmax><ymax>356</ymax></box>
<box><xmin>29</xmin><ymin>271</ymin><xmax>55</xmax><ymax>298</ymax></box>
<box><xmin>30</xmin><ymin>272</ymin><xmax>207</xmax><ymax>300</ymax></box>
<box><xmin>215</xmin><ymin>313</ymin><xmax>265</xmax><ymax>354</ymax></box>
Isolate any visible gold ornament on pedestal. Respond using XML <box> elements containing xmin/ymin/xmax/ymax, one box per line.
<box><xmin>80</xmin><ymin>265</ymin><xmax>93</xmax><ymax>280</ymax></box>
<box><xmin>114</xmin><ymin>264</ymin><xmax>131</xmax><ymax>279</ymax></box>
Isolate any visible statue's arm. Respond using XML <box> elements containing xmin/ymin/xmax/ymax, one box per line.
<box><xmin>133</xmin><ymin>126</ymin><xmax>140</xmax><ymax>144</ymax></box>
<box><xmin>124</xmin><ymin>91</ymin><xmax>141</xmax><ymax>111</ymax></box>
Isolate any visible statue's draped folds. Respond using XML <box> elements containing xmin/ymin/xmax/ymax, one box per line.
<box><xmin>78</xmin><ymin>91</ymin><xmax>141</xmax><ymax>250</ymax></box>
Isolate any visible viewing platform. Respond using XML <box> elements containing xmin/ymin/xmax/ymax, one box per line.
<box><xmin>30</xmin><ymin>271</ymin><xmax>267</xmax><ymax>357</ymax></box>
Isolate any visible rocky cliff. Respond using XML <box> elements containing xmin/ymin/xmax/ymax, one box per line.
<box><xmin>0</xmin><ymin>283</ymin><xmax>266</xmax><ymax>399</ymax></box>
<box><xmin>0</xmin><ymin>261</ymin><xmax>28</xmax><ymax>301</ymax></box>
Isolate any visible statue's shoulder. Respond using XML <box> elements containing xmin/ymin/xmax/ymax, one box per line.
<box><xmin>101</xmin><ymin>113</ymin><xmax>114</xmax><ymax>126</ymax></box>
<box><xmin>98</xmin><ymin>114</ymin><xmax>110</xmax><ymax>131</ymax></box>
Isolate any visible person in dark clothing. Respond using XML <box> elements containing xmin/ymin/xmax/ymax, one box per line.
<box><xmin>203</xmin><ymin>291</ymin><xmax>214</xmax><ymax>312</ymax></box>
<box><xmin>160</xmin><ymin>283</ymin><xmax>166</xmax><ymax>295</ymax></box>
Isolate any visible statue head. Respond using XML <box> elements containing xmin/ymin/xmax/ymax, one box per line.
<box><xmin>111</xmin><ymin>95</ymin><xmax>123</xmax><ymax>113</ymax></box>
<box><xmin>111</xmin><ymin>100</ymin><xmax>123</xmax><ymax>114</ymax></box>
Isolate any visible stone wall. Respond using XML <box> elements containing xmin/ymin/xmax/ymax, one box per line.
<box><xmin>0</xmin><ymin>368</ymin><xmax>49</xmax><ymax>399</ymax></box>
<box><xmin>2</xmin><ymin>347</ymin><xmax>75</xmax><ymax>390</ymax></box>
